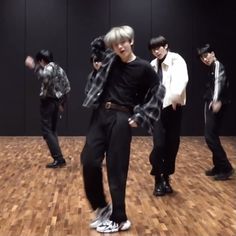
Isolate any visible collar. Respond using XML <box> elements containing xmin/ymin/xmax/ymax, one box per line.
<box><xmin>161</xmin><ymin>51</ymin><xmax>172</xmax><ymax>67</ymax></box>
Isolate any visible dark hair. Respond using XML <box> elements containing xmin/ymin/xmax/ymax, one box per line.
<box><xmin>35</xmin><ymin>49</ymin><xmax>53</xmax><ymax>63</ymax></box>
<box><xmin>90</xmin><ymin>36</ymin><xmax>106</xmax><ymax>62</ymax></box>
<box><xmin>197</xmin><ymin>44</ymin><xmax>214</xmax><ymax>57</ymax></box>
<box><xmin>148</xmin><ymin>35</ymin><xmax>168</xmax><ymax>50</ymax></box>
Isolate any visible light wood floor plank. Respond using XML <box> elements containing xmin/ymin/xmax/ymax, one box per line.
<box><xmin>0</xmin><ymin>136</ymin><xmax>235</xmax><ymax>236</ymax></box>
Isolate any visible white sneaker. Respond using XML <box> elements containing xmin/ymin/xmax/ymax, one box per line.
<box><xmin>90</xmin><ymin>204</ymin><xmax>112</xmax><ymax>229</ymax></box>
<box><xmin>96</xmin><ymin>219</ymin><xmax>131</xmax><ymax>233</ymax></box>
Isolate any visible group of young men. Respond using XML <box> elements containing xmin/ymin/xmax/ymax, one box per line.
<box><xmin>25</xmin><ymin>25</ymin><xmax>234</xmax><ymax>233</ymax></box>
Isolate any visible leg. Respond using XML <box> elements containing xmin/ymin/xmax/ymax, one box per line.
<box><xmin>149</xmin><ymin>118</ymin><xmax>166</xmax><ymax>178</ymax></box>
<box><xmin>105</xmin><ymin>111</ymin><xmax>132</xmax><ymax>223</ymax></box>
<box><xmin>40</xmin><ymin>99</ymin><xmax>65</xmax><ymax>166</ymax></box>
<box><xmin>149</xmin><ymin>117</ymin><xmax>166</xmax><ymax>196</ymax></box>
<box><xmin>81</xmin><ymin>109</ymin><xmax>107</xmax><ymax>210</ymax></box>
<box><xmin>163</xmin><ymin>105</ymin><xmax>182</xmax><ymax>176</ymax></box>
<box><xmin>204</xmin><ymin>102</ymin><xmax>233</xmax><ymax>174</ymax></box>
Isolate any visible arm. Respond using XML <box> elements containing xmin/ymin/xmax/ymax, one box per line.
<box><xmin>169</xmin><ymin>56</ymin><xmax>188</xmax><ymax>110</ymax></box>
<box><xmin>59</xmin><ymin>93</ymin><xmax>69</xmax><ymax>112</ymax></box>
<box><xmin>35</xmin><ymin>63</ymin><xmax>54</xmax><ymax>80</ymax></box>
<box><xmin>85</xmin><ymin>71</ymin><xmax>96</xmax><ymax>95</ymax></box>
<box><xmin>25</xmin><ymin>56</ymin><xmax>53</xmax><ymax>80</ymax></box>
<box><xmin>213</xmin><ymin>61</ymin><xmax>227</xmax><ymax>102</ymax></box>
<box><xmin>210</xmin><ymin>61</ymin><xmax>227</xmax><ymax>113</ymax></box>
<box><xmin>129</xmin><ymin>83</ymin><xmax>166</xmax><ymax>134</ymax></box>
<box><xmin>82</xmin><ymin>51</ymin><xmax>116</xmax><ymax>108</ymax></box>
<box><xmin>25</xmin><ymin>56</ymin><xmax>35</xmax><ymax>69</ymax></box>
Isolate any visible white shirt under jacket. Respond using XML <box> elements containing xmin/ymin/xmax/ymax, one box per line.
<box><xmin>150</xmin><ymin>51</ymin><xmax>188</xmax><ymax>109</ymax></box>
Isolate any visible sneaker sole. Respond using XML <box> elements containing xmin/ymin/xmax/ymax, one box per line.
<box><xmin>96</xmin><ymin>220</ymin><xmax>131</xmax><ymax>233</ymax></box>
<box><xmin>90</xmin><ymin>205</ymin><xmax>112</xmax><ymax>229</ymax></box>
<box><xmin>214</xmin><ymin>169</ymin><xmax>234</xmax><ymax>181</ymax></box>
<box><xmin>46</xmin><ymin>164</ymin><xmax>66</xmax><ymax>168</ymax></box>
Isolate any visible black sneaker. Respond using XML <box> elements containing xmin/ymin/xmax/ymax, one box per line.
<box><xmin>153</xmin><ymin>181</ymin><xmax>165</xmax><ymax>196</ymax></box>
<box><xmin>205</xmin><ymin>167</ymin><xmax>219</xmax><ymax>176</ymax></box>
<box><xmin>214</xmin><ymin>169</ymin><xmax>234</xmax><ymax>181</ymax></box>
<box><xmin>163</xmin><ymin>176</ymin><xmax>173</xmax><ymax>194</ymax></box>
<box><xmin>46</xmin><ymin>159</ymin><xmax>66</xmax><ymax>168</ymax></box>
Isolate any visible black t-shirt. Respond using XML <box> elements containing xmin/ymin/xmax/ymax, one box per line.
<box><xmin>100</xmin><ymin>56</ymin><xmax>159</xmax><ymax>107</ymax></box>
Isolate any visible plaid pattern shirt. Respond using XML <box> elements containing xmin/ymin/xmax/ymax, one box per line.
<box><xmin>35</xmin><ymin>62</ymin><xmax>71</xmax><ymax>99</ymax></box>
<box><xmin>83</xmin><ymin>51</ymin><xmax>165</xmax><ymax>134</ymax></box>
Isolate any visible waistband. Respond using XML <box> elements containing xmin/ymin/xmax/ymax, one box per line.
<box><xmin>102</xmin><ymin>102</ymin><xmax>131</xmax><ymax>113</ymax></box>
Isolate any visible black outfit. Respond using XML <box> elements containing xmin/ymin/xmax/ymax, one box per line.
<box><xmin>150</xmin><ymin>105</ymin><xmax>182</xmax><ymax>177</ymax></box>
<box><xmin>40</xmin><ymin>97</ymin><xmax>64</xmax><ymax>162</ymax></box>
<box><xmin>35</xmin><ymin>62</ymin><xmax>71</xmax><ymax>166</ymax></box>
<box><xmin>81</xmin><ymin>56</ymin><xmax>164</xmax><ymax>223</ymax></box>
<box><xmin>149</xmin><ymin>105</ymin><xmax>182</xmax><ymax>196</ymax></box>
<box><xmin>204</xmin><ymin>60</ymin><xmax>233</xmax><ymax>175</ymax></box>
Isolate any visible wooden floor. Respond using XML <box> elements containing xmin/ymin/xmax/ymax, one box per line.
<box><xmin>0</xmin><ymin>136</ymin><xmax>235</xmax><ymax>236</ymax></box>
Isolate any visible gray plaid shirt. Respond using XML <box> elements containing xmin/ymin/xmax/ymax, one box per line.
<box><xmin>35</xmin><ymin>62</ymin><xmax>71</xmax><ymax>99</ymax></box>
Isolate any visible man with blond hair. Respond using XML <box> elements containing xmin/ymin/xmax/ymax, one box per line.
<box><xmin>81</xmin><ymin>25</ymin><xmax>165</xmax><ymax>233</ymax></box>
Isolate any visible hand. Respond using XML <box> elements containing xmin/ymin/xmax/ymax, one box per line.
<box><xmin>93</xmin><ymin>61</ymin><xmax>102</xmax><ymax>70</ymax></box>
<box><xmin>172</xmin><ymin>103</ymin><xmax>177</xmax><ymax>110</ymax></box>
<box><xmin>25</xmin><ymin>56</ymin><xmax>35</xmax><ymax>69</ymax></box>
<box><xmin>59</xmin><ymin>104</ymin><xmax>64</xmax><ymax>113</ymax></box>
<box><xmin>209</xmin><ymin>101</ymin><xmax>222</xmax><ymax>113</ymax></box>
<box><xmin>128</xmin><ymin>118</ymin><xmax>138</xmax><ymax>127</ymax></box>
<box><xmin>172</xmin><ymin>102</ymin><xmax>181</xmax><ymax>111</ymax></box>
<box><xmin>171</xmin><ymin>94</ymin><xmax>181</xmax><ymax>102</ymax></box>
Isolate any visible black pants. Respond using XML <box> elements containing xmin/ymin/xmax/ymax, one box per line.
<box><xmin>149</xmin><ymin>105</ymin><xmax>182</xmax><ymax>178</ymax></box>
<box><xmin>40</xmin><ymin>98</ymin><xmax>63</xmax><ymax>160</ymax></box>
<box><xmin>81</xmin><ymin>107</ymin><xmax>132</xmax><ymax>223</ymax></box>
<box><xmin>204</xmin><ymin>101</ymin><xmax>232</xmax><ymax>173</ymax></box>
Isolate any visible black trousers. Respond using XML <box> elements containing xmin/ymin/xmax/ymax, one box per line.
<box><xmin>81</xmin><ymin>107</ymin><xmax>132</xmax><ymax>223</ymax></box>
<box><xmin>149</xmin><ymin>105</ymin><xmax>182</xmax><ymax>178</ymax></box>
<box><xmin>204</xmin><ymin>101</ymin><xmax>232</xmax><ymax>172</ymax></box>
<box><xmin>40</xmin><ymin>98</ymin><xmax>63</xmax><ymax>160</ymax></box>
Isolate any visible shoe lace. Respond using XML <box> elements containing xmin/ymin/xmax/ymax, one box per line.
<box><xmin>164</xmin><ymin>175</ymin><xmax>170</xmax><ymax>184</ymax></box>
<box><xmin>103</xmin><ymin>220</ymin><xmax>118</xmax><ymax>228</ymax></box>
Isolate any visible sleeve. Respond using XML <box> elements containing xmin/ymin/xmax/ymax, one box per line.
<box><xmin>35</xmin><ymin>63</ymin><xmax>54</xmax><ymax>82</ymax></box>
<box><xmin>85</xmin><ymin>71</ymin><xmax>96</xmax><ymax>95</ymax></box>
<box><xmin>129</xmin><ymin>65</ymin><xmax>165</xmax><ymax>134</ymax></box>
<box><xmin>213</xmin><ymin>61</ymin><xmax>227</xmax><ymax>101</ymax></box>
<box><xmin>169</xmin><ymin>56</ymin><xmax>188</xmax><ymax>96</ymax></box>
<box><xmin>132</xmin><ymin>83</ymin><xmax>165</xmax><ymax>134</ymax></box>
<box><xmin>59</xmin><ymin>93</ymin><xmax>69</xmax><ymax>108</ymax></box>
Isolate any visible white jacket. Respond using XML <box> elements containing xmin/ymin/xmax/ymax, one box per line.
<box><xmin>151</xmin><ymin>51</ymin><xmax>188</xmax><ymax>108</ymax></box>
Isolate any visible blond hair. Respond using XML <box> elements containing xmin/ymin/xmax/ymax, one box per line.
<box><xmin>104</xmin><ymin>25</ymin><xmax>134</xmax><ymax>48</ymax></box>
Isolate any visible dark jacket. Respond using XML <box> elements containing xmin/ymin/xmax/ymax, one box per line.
<box><xmin>204</xmin><ymin>60</ymin><xmax>229</xmax><ymax>104</ymax></box>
